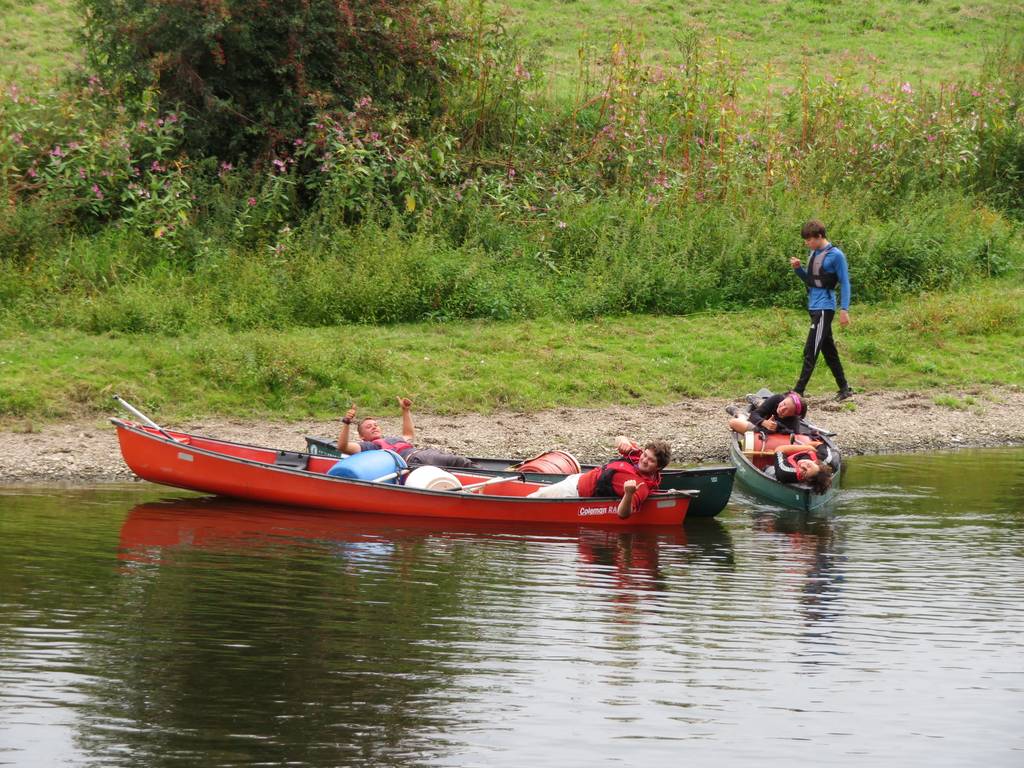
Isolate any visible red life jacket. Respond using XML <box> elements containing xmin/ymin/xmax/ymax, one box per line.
<box><xmin>372</xmin><ymin>437</ymin><xmax>414</xmax><ymax>455</ymax></box>
<box><xmin>783</xmin><ymin>448</ymin><xmax>818</xmax><ymax>480</ymax></box>
<box><xmin>578</xmin><ymin>459</ymin><xmax>660</xmax><ymax>498</ymax></box>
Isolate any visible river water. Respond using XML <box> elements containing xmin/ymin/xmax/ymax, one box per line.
<box><xmin>1</xmin><ymin>448</ymin><xmax>1022</xmax><ymax>767</ymax></box>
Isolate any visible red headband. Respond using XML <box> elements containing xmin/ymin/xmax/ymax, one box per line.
<box><xmin>788</xmin><ymin>392</ymin><xmax>803</xmax><ymax>412</ymax></box>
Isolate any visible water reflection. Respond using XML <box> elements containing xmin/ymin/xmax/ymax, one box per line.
<box><xmin>750</xmin><ymin>508</ymin><xmax>846</xmax><ymax>645</ymax></box>
<box><xmin>3</xmin><ymin>449</ymin><xmax>1022</xmax><ymax>768</ymax></box>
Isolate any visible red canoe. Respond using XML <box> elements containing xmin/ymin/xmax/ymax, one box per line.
<box><xmin>111</xmin><ymin>419</ymin><xmax>691</xmax><ymax>526</ymax></box>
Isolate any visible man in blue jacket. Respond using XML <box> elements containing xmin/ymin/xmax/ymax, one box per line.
<box><xmin>789</xmin><ymin>219</ymin><xmax>854</xmax><ymax>401</ymax></box>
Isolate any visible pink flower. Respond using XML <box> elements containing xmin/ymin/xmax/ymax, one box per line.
<box><xmin>556</xmin><ymin>221</ymin><xmax>567</xmax><ymax>229</ymax></box>
<box><xmin>507</xmin><ymin>166</ymin><xmax>516</xmax><ymax>180</ymax></box>
<box><xmin>247</xmin><ymin>197</ymin><xmax>257</xmax><ymax>206</ymax></box>
<box><xmin>514</xmin><ymin>62</ymin><xmax>531</xmax><ymax>82</ymax></box>
<box><xmin>926</xmin><ymin>135</ymin><xmax>936</xmax><ymax>142</ymax></box>
<box><xmin>293</xmin><ymin>138</ymin><xmax>304</xmax><ymax>146</ymax></box>
<box><xmin>92</xmin><ymin>184</ymin><xmax>103</xmax><ymax>200</ymax></box>
<box><xmin>151</xmin><ymin>160</ymin><xmax>165</xmax><ymax>172</ymax></box>
<box><xmin>78</xmin><ymin>167</ymin><xmax>87</xmax><ymax>179</ymax></box>
<box><xmin>26</xmin><ymin>167</ymin><xmax>38</xmax><ymax>179</ymax></box>
<box><xmin>166</xmin><ymin>113</ymin><xmax>178</xmax><ymax>123</ymax></box>
<box><xmin>272</xmin><ymin>158</ymin><xmax>287</xmax><ymax>172</ymax></box>
<box><xmin>901</xmin><ymin>82</ymin><xmax>913</xmax><ymax>94</ymax></box>
<box><xmin>50</xmin><ymin>145</ymin><xmax>64</xmax><ymax>158</ymax></box>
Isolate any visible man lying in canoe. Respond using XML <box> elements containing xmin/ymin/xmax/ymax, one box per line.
<box><xmin>338</xmin><ymin>397</ymin><xmax>479</xmax><ymax>469</ymax></box>
<box><xmin>769</xmin><ymin>444</ymin><xmax>834</xmax><ymax>494</ymax></box>
<box><xmin>727</xmin><ymin>391</ymin><xmax>807</xmax><ymax>436</ymax></box>
<box><xmin>526</xmin><ymin>436</ymin><xmax>672</xmax><ymax>520</ymax></box>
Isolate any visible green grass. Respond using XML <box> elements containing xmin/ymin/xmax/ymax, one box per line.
<box><xmin>2</xmin><ymin>1</ymin><xmax>1023</xmax><ymax>89</ymax></box>
<box><xmin>0</xmin><ymin>0</ymin><xmax>79</xmax><ymax>83</ymax></box>
<box><xmin>1</xmin><ymin>280</ymin><xmax>1020</xmax><ymax>423</ymax></box>
<box><xmin>502</xmin><ymin>0</ymin><xmax>1024</xmax><ymax>93</ymax></box>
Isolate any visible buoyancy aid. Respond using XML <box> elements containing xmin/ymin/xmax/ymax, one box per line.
<box><xmin>775</xmin><ymin>447</ymin><xmax>817</xmax><ymax>482</ymax></box>
<box><xmin>800</xmin><ymin>245</ymin><xmax>839</xmax><ymax>290</ymax></box>
<box><xmin>372</xmin><ymin>437</ymin><xmax>414</xmax><ymax>455</ymax></box>
<box><xmin>589</xmin><ymin>459</ymin><xmax>659</xmax><ymax>498</ymax></box>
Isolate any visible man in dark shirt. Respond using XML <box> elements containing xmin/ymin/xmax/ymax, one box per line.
<box><xmin>728</xmin><ymin>392</ymin><xmax>806</xmax><ymax>436</ymax></box>
<box><xmin>337</xmin><ymin>397</ymin><xmax>478</xmax><ymax>469</ymax></box>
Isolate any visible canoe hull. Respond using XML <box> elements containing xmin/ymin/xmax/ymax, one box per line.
<box><xmin>728</xmin><ymin>434</ymin><xmax>841</xmax><ymax>513</ymax></box>
<box><xmin>113</xmin><ymin>420</ymin><xmax>689</xmax><ymax>526</ymax></box>
<box><xmin>305</xmin><ymin>438</ymin><xmax>734</xmax><ymax>518</ymax></box>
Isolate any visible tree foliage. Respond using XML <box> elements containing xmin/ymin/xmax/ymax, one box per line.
<box><xmin>76</xmin><ymin>0</ymin><xmax>459</xmax><ymax>159</ymax></box>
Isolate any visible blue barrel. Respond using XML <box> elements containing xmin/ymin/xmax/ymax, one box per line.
<box><xmin>326</xmin><ymin>450</ymin><xmax>407</xmax><ymax>483</ymax></box>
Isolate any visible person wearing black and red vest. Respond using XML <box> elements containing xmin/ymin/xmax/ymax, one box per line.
<box><xmin>527</xmin><ymin>436</ymin><xmax>672</xmax><ymax>519</ymax></box>
<box><xmin>337</xmin><ymin>397</ymin><xmax>478</xmax><ymax>469</ymax></box>
<box><xmin>772</xmin><ymin>445</ymin><xmax>833</xmax><ymax>494</ymax></box>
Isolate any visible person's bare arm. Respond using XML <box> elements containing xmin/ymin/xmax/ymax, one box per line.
<box><xmin>398</xmin><ymin>397</ymin><xmax>415</xmax><ymax>442</ymax></box>
<box><xmin>339</xmin><ymin>404</ymin><xmax>362</xmax><ymax>454</ymax></box>
<box><xmin>617</xmin><ymin>480</ymin><xmax>637</xmax><ymax>519</ymax></box>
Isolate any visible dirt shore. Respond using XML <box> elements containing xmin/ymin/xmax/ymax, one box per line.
<box><xmin>2</xmin><ymin>387</ymin><xmax>1021</xmax><ymax>484</ymax></box>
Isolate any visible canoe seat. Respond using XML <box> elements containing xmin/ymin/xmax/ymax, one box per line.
<box><xmin>274</xmin><ymin>451</ymin><xmax>310</xmax><ymax>470</ymax></box>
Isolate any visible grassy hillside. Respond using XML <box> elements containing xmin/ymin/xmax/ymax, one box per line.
<box><xmin>0</xmin><ymin>0</ymin><xmax>79</xmax><ymax>82</ymax></box>
<box><xmin>2</xmin><ymin>0</ymin><xmax>1023</xmax><ymax>87</ymax></box>
<box><xmin>507</xmin><ymin>0</ymin><xmax>1024</xmax><ymax>89</ymax></box>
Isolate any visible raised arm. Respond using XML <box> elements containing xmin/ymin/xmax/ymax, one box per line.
<box><xmin>398</xmin><ymin>396</ymin><xmax>415</xmax><ymax>442</ymax></box>
<box><xmin>338</xmin><ymin>404</ymin><xmax>363</xmax><ymax>454</ymax></box>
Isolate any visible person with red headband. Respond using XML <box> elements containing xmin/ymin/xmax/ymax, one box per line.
<box><xmin>728</xmin><ymin>391</ymin><xmax>807</xmax><ymax>436</ymax></box>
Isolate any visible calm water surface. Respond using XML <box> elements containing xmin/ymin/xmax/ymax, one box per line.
<box><xmin>1</xmin><ymin>449</ymin><xmax>1022</xmax><ymax>767</ymax></box>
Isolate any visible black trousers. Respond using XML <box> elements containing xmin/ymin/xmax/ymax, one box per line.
<box><xmin>406</xmin><ymin>448</ymin><xmax>479</xmax><ymax>469</ymax></box>
<box><xmin>794</xmin><ymin>310</ymin><xmax>848</xmax><ymax>394</ymax></box>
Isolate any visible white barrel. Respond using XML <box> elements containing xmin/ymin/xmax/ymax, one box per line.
<box><xmin>403</xmin><ymin>465</ymin><xmax>463</xmax><ymax>491</ymax></box>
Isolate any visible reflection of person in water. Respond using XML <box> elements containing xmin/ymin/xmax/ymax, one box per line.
<box><xmin>576</xmin><ymin>529</ymin><xmax>670</xmax><ymax>601</ymax></box>
<box><xmin>753</xmin><ymin>511</ymin><xmax>845</xmax><ymax>635</ymax></box>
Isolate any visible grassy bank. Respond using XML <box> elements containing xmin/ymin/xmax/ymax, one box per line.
<box><xmin>1</xmin><ymin>280</ymin><xmax>1020</xmax><ymax>424</ymax></box>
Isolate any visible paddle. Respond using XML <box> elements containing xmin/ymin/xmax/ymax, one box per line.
<box><xmin>460</xmin><ymin>474</ymin><xmax>526</xmax><ymax>493</ymax></box>
<box><xmin>113</xmin><ymin>395</ymin><xmax>183</xmax><ymax>443</ymax></box>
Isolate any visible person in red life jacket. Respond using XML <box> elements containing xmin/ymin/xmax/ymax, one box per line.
<box><xmin>771</xmin><ymin>444</ymin><xmax>834</xmax><ymax>494</ymax></box>
<box><xmin>526</xmin><ymin>436</ymin><xmax>672</xmax><ymax>519</ymax></box>
<box><xmin>337</xmin><ymin>397</ymin><xmax>479</xmax><ymax>469</ymax></box>
<box><xmin>728</xmin><ymin>391</ymin><xmax>807</xmax><ymax>436</ymax></box>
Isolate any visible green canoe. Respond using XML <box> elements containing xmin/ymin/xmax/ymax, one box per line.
<box><xmin>727</xmin><ymin>431</ymin><xmax>841</xmax><ymax>512</ymax></box>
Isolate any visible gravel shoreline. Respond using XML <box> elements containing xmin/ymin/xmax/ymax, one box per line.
<box><xmin>2</xmin><ymin>387</ymin><xmax>1021</xmax><ymax>484</ymax></box>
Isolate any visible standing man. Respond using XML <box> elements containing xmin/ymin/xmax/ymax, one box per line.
<box><xmin>790</xmin><ymin>219</ymin><xmax>854</xmax><ymax>401</ymax></box>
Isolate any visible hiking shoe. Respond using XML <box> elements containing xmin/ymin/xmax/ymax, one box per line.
<box><xmin>725</xmin><ymin>405</ymin><xmax>740</xmax><ymax>417</ymax></box>
<box><xmin>835</xmin><ymin>387</ymin><xmax>855</xmax><ymax>402</ymax></box>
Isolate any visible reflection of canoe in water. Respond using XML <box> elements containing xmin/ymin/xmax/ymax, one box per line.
<box><xmin>304</xmin><ymin>437</ymin><xmax>735</xmax><ymax>519</ymax></box>
<box><xmin>112</xmin><ymin>419</ymin><xmax>691</xmax><ymax>526</ymax></box>
<box><xmin>119</xmin><ymin>498</ymin><xmax>690</xmax><ymax>556</ymax></box>
<box><xmin>728</xmin><ymin>428</ymin><xmax>842</xmax><ymax>512</ymax></box>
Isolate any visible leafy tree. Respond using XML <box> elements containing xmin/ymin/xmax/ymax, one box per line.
<box><xmin>77</xmin><ymin>0</ymin><xmax>459</xmax><ymax>160</ymax></box>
